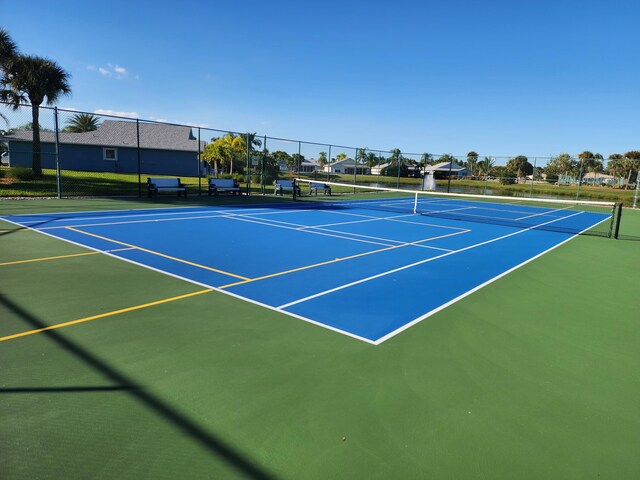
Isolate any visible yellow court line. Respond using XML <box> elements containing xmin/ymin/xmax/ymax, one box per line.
<box><xmin>0</xmin><ymin>288</ymin><xmax>213</xmax><ymax>343</ymax></box>
<box><xmin>0</xmin><ymin>247</ymin><xmax>134</xmax><ymax>267</ymax></box>
<box><xmin>0</xmin><ymin>251</ymin><xmax>100</xmax><ymax>266</ymax></box>
<box><xmin>219</xmin><ymin>240</ymin><xmax>423</xmax><ymax>289</ymax></box>
<box><xmin>65</xmin><ymin>226</ymin><xmax>250</xmax><ymax>281</ymax></box>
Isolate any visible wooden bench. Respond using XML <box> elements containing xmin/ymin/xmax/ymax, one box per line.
<box><xmin>274</xmin><ymin>179</ymin><xmax>301</xmax><ymax>196</ymax></box>
<box><xmin>308</xmin><ymin>182</ymin><xmax>332</xmax><ymax>195</ymax></box>
<box><xmin>147</xmin><ymin>177</ymin><xmax>187</xmax><ymax>197</ymax></box>
<box><xmin>208</xmin><ymin>178</ymin><xmax>242</xmax><ymax>196</ymax></box>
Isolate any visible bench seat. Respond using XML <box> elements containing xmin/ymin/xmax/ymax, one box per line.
<box><xmin>147</xmin><ymin>178</ymin><xmax>187</xmax><ymax>197</ymax></box>
<box><xmin>274</xmin><ymin>180</ymin><xmax>301</xmax><ymax>196</ymax></box>
<box><xmin>208</xmin><ymin>178</ymin><xmax>242</xmax><ymax>196</ymax></box>
<box><xmin>308</xmin><ymin>182</ymin><xmax>332</xmax><ymax>195</ymax></box>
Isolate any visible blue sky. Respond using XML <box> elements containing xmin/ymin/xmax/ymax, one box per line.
<box><xmin>3</xmin><ymin>0</ymin><xmax>640</xmax><ymax>158</ymax></box>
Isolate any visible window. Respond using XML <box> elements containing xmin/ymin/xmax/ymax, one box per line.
<box><xmin>103</xmin><ymin>147</ymin><xmax>117</xmax><ymax>161</ymax></box>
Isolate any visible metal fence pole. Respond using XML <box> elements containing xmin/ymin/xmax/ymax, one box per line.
<box><xmin>633</xmin><ymin>167</ymin><xmax>640</xmax><ymax>208</ymax></box>
<box><xmin>53</xmin><ymin>107</ymin><xmax>62</xmax><ymax>199</ymax></box>
<box><xmin>246</xmin><ymin>133</ymin><xmax>251</xmax><ymax>195</ymax></box>
<box><xmin>261</xmin><ymin>135</ymin><xmax>267</xmax><ymax>194</ymax></box>
<box><xmin>327</xmin><ymin>145</ymin><xmax>332</xmax><ymax>181</ymax></box>
<box><xmin>530</xmin><ymin>157</ymin><xmax>537</xmax><ymax>197</ymax></box>
<box><xmin>575</xmin><ymin>157</ymin><xmax>584</xmax><ymax>201</ymax></box>
<box><xmin>447</xmin><ymin>159</ymin><xmax>453</xmax><ymax>193</ymax></box>
<box><xmin>136</xmin><ymin>119</ymin><xmax>141</xmax><ymax>197</ymax></box>
<box><xmin>197</xmin><ymin>127</ymin><xmax>202</xmax><ymax>195</ymax></box>
<box><xmin>354</xmin><ymin>148</ymin><xmax>358</xmax><ymax>190</ymax></box>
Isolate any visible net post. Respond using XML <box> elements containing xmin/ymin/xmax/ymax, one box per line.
<box><xmin>413</xmin><ymin>192</ymin><xmax>418</xmax><ymax>214</ymax></box>
<box><xmin>293</xmin><ymin>178</ymin><xmax>297</xmax><ymax>200</ymax></box>
<box><xmin>614</xmin><ymin>203</ymin><xmax>623</xmax><ymax>239</ymax></box>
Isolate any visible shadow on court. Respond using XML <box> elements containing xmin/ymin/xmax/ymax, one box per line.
<box><xmin>0</xmin><ymin>295</ymin><xmax>278</xmax><ymax>480</ymax></box>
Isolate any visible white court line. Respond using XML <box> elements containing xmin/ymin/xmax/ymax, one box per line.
<box><xmin>513</xmin><ymin>206</ymin><xmax>575</xmax><ymax>221</ymax></box>
<box><xmin>221</xmin><ymin>212</ymin><xmax>460</xmax><ymax>252</ymax></box>
<box><xmin>277</xmin><ymin>210</ymin><xmax>586</xmax><ymax>310</ymax></box>
<box><xmin>37</xmin><ymin>208</ymin><xmax>310</xmax><ymax>230</ymax></box>
<box><xmin>0</xmin><ymin>216</ymin><xmax>377</xmax><ymax>345</ymax></box>
<box><xmin>373</xmin><ymin>215</ymin><xmax>611</xmax><ymax>345</ymax></box>
<box><xmin>315</xmin><ymin>209</ymin><xmax>469</xmax><ymax>231</ymax></box>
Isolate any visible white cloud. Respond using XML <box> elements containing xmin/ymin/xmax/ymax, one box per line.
<box><xmin>89</xmin><ymin>63</ymin><xmax>137</xmax><ymax>80</ymax></box>
<box><xmin>94</xmin><ymin>109</ymin><xmax>139</xmax><ymax>119</ymax></box>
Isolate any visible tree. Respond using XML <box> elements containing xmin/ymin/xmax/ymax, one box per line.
<box><xmin>245</xmin><ymin>132</ymin><xmax>262</xmax><ymax>151</ymax></box>
<box><xmin>1</xmin><ymin>54</ymin><xmax>71</xmax><ymax>176</ymax></box>
<box><xmin>201</xmin><ymin>133</ymin><xmax>246</xmax><ymax>175</ymax></box>
<box><xmin>577</xmin><ymin>151</ymin><xmax>604</xmax><ymax>177</ymax></box>
<box><xmin>289</xmin><ymin>153</ymin><xmax>304</xmax><ymax>175</ymax></box>
<box><xmin>62</xmin><ymin>113</ymin><xmax>101</xmax><ymax>132</ymax></box>
<box><xmin>336</xmin><ymin>152</ymin><xmax>347</xmax><ymax>161</ymax></box>
<box><xmin>0</xmin><ymin>29</ymin><xmax>19</xmax><ymax>125</ymax></box>
<box><xmin>621</xmin><ymin>151</ymin><xmax>640</xmax><ymax>189</ymax></box>
<box><xmin>506</xmin><ymin>155</ymin><xmax>533</xmax><ymax>179</ymax></box>
<box><xmin>465</xmin><ymin>151</ymin><xmax>479</xmax><ymax>176</ymax></box>
<box><xmin>318</xmin><ymin>151</ymin><xmax>328</xmax><ymax>170</ymax></box>
<box><xmin>479</xmin><ymin>156</ymin><xmax>495</xmax><ymax>176</ymax></box>
<box><xmin>365</xmin><ymin>152</ymin><xmax>379</xmax><ymax>168</ymax></box>
<box><xmin>545</xmin><ymin>153</ymin><xmax>578</xmax><ymax>177</ymax></box>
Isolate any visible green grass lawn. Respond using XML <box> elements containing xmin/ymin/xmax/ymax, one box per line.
<box><xmin>1</xmin><ymin>196</ymin><xmax>639</xmax><ymax>479</ymax></box>
<box><xmin>3</xmin><ymin>168</ymin><xmax>638</xmax><ymax>206</ymax></box>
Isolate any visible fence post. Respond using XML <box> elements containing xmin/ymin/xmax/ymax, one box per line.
<box><xmin>246</xmin><ymin>133</ymin><xmax>251</xmax><ymax>195</ymax></box>
<box><xmin>327</xmin><ymin>145</ymin><xmax>332</xmax><ymax>181</ymax></box>
<box><xmin>197</xmin><ymin>127</ymin><xmax>202</xmax><ymax>195</ymax></box>
<box><xmin>136</xmin><ymin>119</ymin><xmax>141</xmax><ymax>197</ymax></box>
<box><xmin>633</xmin><ymin>167</ymin><xmax>639</xmax><ymax>209</ymax></box>
<box><xmin>53</xmin><ymin>107</ymin><xmax>62</xmax><ymax>199</ymax></box>
<box><xmin>575</xmin><ymin>157</ymin><xmax>584</xmax><ymax>201</ymax></box>
<box><xmin>261</xmin><ymin>136</ymin><xmax>267</xmax><ymax>194</ymax></box>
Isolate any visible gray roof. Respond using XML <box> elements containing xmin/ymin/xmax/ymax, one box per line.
<box><xmin>425</xmin><ymin>161</ymin><xmax>467</xmax><ymax>172</ymax></box>
<box><xmin>2</xmin><ymin>120</ymin><xmax>206</xmax><ymax>152</ymax></box>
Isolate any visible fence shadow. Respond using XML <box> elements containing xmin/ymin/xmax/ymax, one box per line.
<box><xmin>1</xmin><ymin>295</ymin><xmax>278</xmax><ymax>480</ymax></box>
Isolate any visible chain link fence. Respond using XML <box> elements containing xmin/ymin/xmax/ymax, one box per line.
<box><xmin>1</xmin><ymin>102</ymin><xmax>639</xmax><ymax>207</ymax></box>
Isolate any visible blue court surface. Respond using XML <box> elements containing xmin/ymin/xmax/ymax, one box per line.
<box><xmin>2</xmin><ymin>198</ymin><xmax>610</xmax><ymax>344</ymax></box>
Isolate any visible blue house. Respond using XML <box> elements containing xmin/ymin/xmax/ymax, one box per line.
<box><xmin>2</xmin><ymin>120</ymin><xmax>206</xmax><ymax>177</ymax></box>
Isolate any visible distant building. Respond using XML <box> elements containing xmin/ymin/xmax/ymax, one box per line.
<box><xmin>424</xmin><ymin>162</ymin><xmax>472</xmax><ymax>179</ymax></box>
<box><xmin>2</xmin><ymin>120</ymin><xmax>206</xmax><ymax>176</ymax></box>
<box><xmin>322</xmin><ymin>158</ymin><xmax>370</xmax><ymax>175</ymax></box>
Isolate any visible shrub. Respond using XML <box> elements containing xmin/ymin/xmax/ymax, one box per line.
<box><xmin>8</xmin><ymin>166</ymin><xmax>36</xmax><ymax>181</ymax></box>
<box><xmin>498</xmin><ymin>175</ymin><xmax>516</xmax><ymax>185</ymax></box>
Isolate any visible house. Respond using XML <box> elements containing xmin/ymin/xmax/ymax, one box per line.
<box><xmin>2</xmin><ymin>120</ymin><xmax>206</xmax><ymax>177</ymax></box>
<box><xmin>276</xmin><ymin>159</ymin><xmax>320</xmax><ymax>173</ymax></box>
<box><xmin>322</xmin><ymin>158</ymin><xmax>370</xmax><ymax>175</ymax></box>
<box><xmin>424</xmin><ymin>162</ymin><xmax>472</xmax><ymax>179</ymax></box>
<box><xmin>581</xmin><ymin>172</ymin><xmax>624</xmax><ymax>186</ymax></box>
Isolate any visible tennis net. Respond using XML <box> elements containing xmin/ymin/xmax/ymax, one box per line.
<box><xmin>294</xmin><ymin>179</ymin><xmax>622</xmax><ymax>238</ymax></box>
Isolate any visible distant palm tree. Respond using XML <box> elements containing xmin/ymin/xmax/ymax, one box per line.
<box><xmin>63</xmin><ymin>113</ymin><xmax>101</xmax><ymax>132</ymax></box>
<box><xmin>1</xmin><ymin>54</ymin><xmax>71</xmax><ymax>176</ymax></box>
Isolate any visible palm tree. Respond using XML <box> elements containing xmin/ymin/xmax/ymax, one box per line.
<box><xmin>1</xmin><ymin>54</ymin><xmax>71</xmax><ymax>176</ymax></box>
<box><xmin>0</xmin><ymin>28</ymin><xmax>18</xmax><ymax>125</ymax></box>
<box><xmin>318</xmin><ymin>151</ymin><xmax>328</xmax><ymax>170</ymax></box>
<box><xmin>63</xmin><ymin>113</ymin><xmax>101</xmax><ymax>132</ymax></box>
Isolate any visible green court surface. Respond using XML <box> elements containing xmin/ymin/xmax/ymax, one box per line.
<box><xmin>1</xmin><ymin>197</ymin><xmax>639</xmax><ymax>479</ymax></box>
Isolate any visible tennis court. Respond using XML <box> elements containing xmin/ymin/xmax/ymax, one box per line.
<box><xmin>2</xmin><ymin>192</ymin><xmax>639</xmax><ymax>480</ymax></box>
<box><xmin>1</xmin><ymin>190</ymin><xmax>615</xmax><ymax>344</ymax></box>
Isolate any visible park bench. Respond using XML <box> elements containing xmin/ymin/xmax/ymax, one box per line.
<box><xmin>208</xmin><ymin>178</ymin><xmax>242</xmax><ymax>196</ymax></box>
<box><xmin>308</xmin><ymin>182</ymin><xmax>332</xmax><ymax>195</ymax></box>
<box><xmin>274</xmin><ymin>179</ymin><xmax>301</xmax><ymax>196</ymax></box>
<box><xmin>147</xmin><ymin>177</ymin><xmax>187</xmax><ymax>197</ymax></box>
